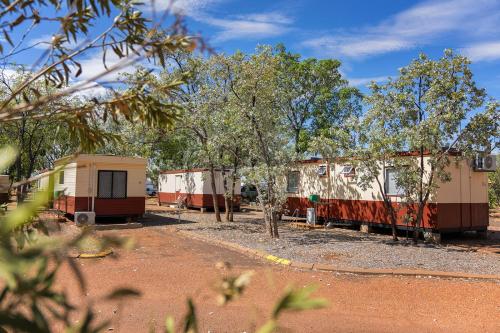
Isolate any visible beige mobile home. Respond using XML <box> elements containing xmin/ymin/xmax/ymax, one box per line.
<box><xmin>53</xmin><ymin>154</ymin><xmax>146</xmax><ymax>217</ymax></box>
<box><xmin>158</xmin><ymin>168</ymin><xmax>241</xmax><ymax>210</ymax></box>
<box><xmin>286</xmin><ymin>155</ymin><xmax>492</xmax><ymax>234</ymax></box>
<box><xmin>0</xmin><ymin>175</ymin><xmax>9</xmax><ymax>204</ymax></box>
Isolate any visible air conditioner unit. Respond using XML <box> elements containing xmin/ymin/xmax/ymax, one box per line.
<box><xmin>317</xmin><ymin>165</ymin><xmax>327</xmax><ymax>176</ymax></box>
<box><xmin>473</xmin><ymin>154</ymin><xmax>497</xmax><ymax>172</ymax></box>
<box><xmin>75</xmin><ymin>211</ymin><xmax>96</xmax><ymax>226</ymax></box>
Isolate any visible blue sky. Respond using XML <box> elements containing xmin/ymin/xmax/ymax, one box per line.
<box><xmin>161</xmin><ymin>0</ymin><xmax>500</xmax><ymax>99</ymax></box>
<box><xmin>7</xmin><ymin>0</ymin><xmax>500</xmax><ymax>100</ymax></box>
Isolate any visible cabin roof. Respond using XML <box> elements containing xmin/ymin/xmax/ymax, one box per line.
<box><xmin>54</xmin><ymin>154</ymin><xmax>146</xmax><ymax>166</ymax></box>
<box><xmin>160</xmin><ymin>168</ymin><xmax>233</xmax><ymax>175</ymax></box>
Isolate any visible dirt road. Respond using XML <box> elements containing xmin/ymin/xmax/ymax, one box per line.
<box><xmin>59</xmin><ymin>226</ymin><xmax>500</xmax><ymax>333</ymax></box>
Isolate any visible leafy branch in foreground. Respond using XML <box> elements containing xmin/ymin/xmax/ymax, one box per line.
<box><xmin>0</xmin><ymin>147</ymin><xmax>140</xmax><ymax>332</ymax></box>
<box><xmin>159</xmin><ymin>265</ymin><xmax>328</xmax><ymax>333</ymax></box>
<box><xmin>0</xmin><ymin>0</ymin><xmax>196</xmax><ymax>153</ymax></box>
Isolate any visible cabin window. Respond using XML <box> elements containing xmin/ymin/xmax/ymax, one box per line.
<box><xmin>317</xmin><ymin>165</ymin><xmax>327</xmax><ymax>177</ymax></box>
<box><xmin>384</xmin><ymin>168</ymin><xmax>401</xmax><ymax>196</ymax></box>
<box><xmin>59</xmin><ymin>171</ymin><xmax>64</xmax><ymax>184</ymax></box>
<box><xmin>98</xmin><ymin>170</ymin><xmax>127</xmax><ymax>199</ymax></box>
<box><xmin>340</xmin><ymin>165</ymin><xmax>355</xmax><ymax>176</ymax></box>
<box><xmin>287</xmin><ymin>171</ymin><xmax>299</xmax><ymax>193</ymax></box>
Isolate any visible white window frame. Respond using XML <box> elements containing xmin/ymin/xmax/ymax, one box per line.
<box><xmin>317</xmin><ymin>165</ymin><xmax>327</xmax><ymax>177</ymax></box>
<box><xmin>384</xmin><ymin>167</ymin><xmax>402</xmax><ymax>196</ymax></box>
<box><xmin>340</xmin><ymin>165</ymin><xmax>355</xmax><ymax>176</ymax></box>
<box><xmin>286</xmin><ymin>171</ymin><xmax>300</xmax><ymax>193</ymax></box>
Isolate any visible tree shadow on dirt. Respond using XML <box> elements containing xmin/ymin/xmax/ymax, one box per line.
<box><xmin>140</xmin><ymin>213</ymin><xmax>197</xmax><ymax>227</ymax></box>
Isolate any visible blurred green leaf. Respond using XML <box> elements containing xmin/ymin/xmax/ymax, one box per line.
<box><xmin>271</xmin><ymin>285</ymin><xmax>328</xmax><ymax>319</ymax></box>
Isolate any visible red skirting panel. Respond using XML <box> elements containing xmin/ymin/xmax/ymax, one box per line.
<box><xmin>285</xmin><ymin>197</ymin><xmax>488</xmax><ymax>232</ymax></box>
<box><xmin>0</xmin><ymin>193</ymin><xmax>9</xmax><ymax>204</ymax></box>
<box><xmin>53</xmin><ymin>196</ymin><xmax>145</xmax><ymax>217</ymax></box>
<box><xmin>158</xmin><ymin>192</ymin><xmax>240</xmax><ymax>209</ymax></box>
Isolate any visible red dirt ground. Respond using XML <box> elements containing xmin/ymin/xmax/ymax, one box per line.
<box><xmin>58</xmin><ymin>226</ymin><xmax>499</xmax><ymax>333</ymax></box>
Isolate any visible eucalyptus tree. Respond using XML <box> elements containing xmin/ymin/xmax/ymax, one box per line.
<box><xmin>275</xmin><ymin>44</ymin><xmax>362</xmax><ymax>155</ymax></box>
<box><xmin>227</xmin><ymin>46</ymin><xmax>294</xmax><ymax>238</ymax></box>
<box><xmin>164</xmin><ymin>53</ymin><xmax>230</xmax><ymax>221</ymax></box>
<box><xmin>205</xmin><ymin>54</ymin><xmax>251</xmax><ymax>221</ymax></box>
<box><xmin>365</xmin><ymin>50</ymin><xmax>498</xmax><ymax>242</ymax></box>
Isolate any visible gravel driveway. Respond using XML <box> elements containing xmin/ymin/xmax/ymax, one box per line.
<box><xmin>143</xmin><ymin>209</ymin><xmax>500</xmax><ymax>275</ymax></box>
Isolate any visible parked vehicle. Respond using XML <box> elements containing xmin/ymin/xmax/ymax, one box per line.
<box><xmin>241</xmin><ymin>184</ymin><xmax>257</xmax><ymax>202</ymax></box>
<box><xmin>146</xmin><ymin>183</ymin><xmax>157</xmax><ymax>196</ymax></box>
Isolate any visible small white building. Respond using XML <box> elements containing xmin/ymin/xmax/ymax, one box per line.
<box><xmin>53</xmin><ymin>154</ymin><xmax>146</xmax><ymax>217</ymax></box>
<box><xmin>158</xmin><ymin>168</ymin><xmax>241</xmax><ymax>210</ymax></box>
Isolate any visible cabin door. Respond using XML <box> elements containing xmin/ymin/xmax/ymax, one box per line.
<box><xmin>175</xmin><ymin>175</ymin><xmax>182</xmax><ymax>199</ymax></box>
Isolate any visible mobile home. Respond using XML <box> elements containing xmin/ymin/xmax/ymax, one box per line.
<box><xmin>285</xmin><ymin>155</ymin><xmax>493</xmax><ymax>234</ymax></box>
<box><xmin>31</xmin><ymin>169</ymin><xmax>55</xmax><ymax>203</ymax></box>
<box><xmin>53</xmin><ymin>154</ymin><xmax>146</xmax><ymax>217</ymax></box>
<box><xmin>158</xmin><ymin>168</ymin><xmax>241</xmax><ymax>210</ymax></box>
<box><xmin>0</xmin><ymin>175</ymin><xmax>9</xmax><ymax>204</ymax></box>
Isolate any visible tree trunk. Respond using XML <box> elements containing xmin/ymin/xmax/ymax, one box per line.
<box><xmin>221</xmin><ymin>168</ymin><xmax>231</xmax><ymax>221</ymax></box>
<box><xmin>208</xmin><ymin>163</ymin><xmax>221</xmax><ymax>222</ymax></box>
<box><xmin>271</xmin><ymin>208</ymin><xmax>279</xmax><ymax>238</ymax></box>
<box><xmin>294</xmin><ymin>129</ymin><xmax>301</xmax><ymax>154</ymax></box>
<box><xmin>386</xmin><ymin>201</ymin><xmax>398</xmax><ymax>241</ymax></box>
<box><xmin>414</xmin><ymin>203</ymin><xmax>426</xmax><ymax>243</ymax></box>
<box><xmin>414</xmin><ymin>146</ymin><xmax>425</xmax><ymax>244</ymax></box>
<box><xmin>229</xmin><ymin>173</ymin><xmax>236</xmax><ymax>222</ymax></box>
<box><xmin>384</xmin><ymin>199</ymin><xmax>398</xmax><ymax>241</ymax></box>
<box><xmin>229</xmin><ymin>156</ymin><xmax>239</xmax><ymax>222</ymax></box>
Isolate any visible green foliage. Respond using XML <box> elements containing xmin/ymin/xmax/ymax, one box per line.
<box><xmin>0</xmin><ymin>0</ymin><xmax>194</xmax><ymax>164</ymax></box>
<box><xmin>0</xmin><ymin>149</ymin><xmax>140</xmax><ymax>332</ymax></box>
<box><xmin>157</xmin><ymin>268</ymin><xmax>326</xmax><ymax>333</ymax></box>
<box><xmin>360</xmin><ymin>50</ymin><xmax>498</xmax><ymax>240</ymax></box>
<box><xmin>489</xmin><ymin>155</ymin><xmax>500</xmax><ymax>207</ymax></box>
<box><xmin>257</xmin><ymin>284</ymin><xmax>328</xmax><ymax>333</ymax></box>
<box><xmin>275</xmin><ymin>44</ymin><xmax>362</xmax><ymax>155</ymax></box>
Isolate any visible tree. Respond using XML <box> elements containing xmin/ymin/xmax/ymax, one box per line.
<box><xmin>365</xmin><ymin>50</ymin><xmax>498</xmax><ymax>242</ymax></box>
<box><xmin>227</xmin><ymin>47</ymin><xmax>294</xmax><ymax>238</ymax></box>
<box><xmin>275</xmin><ymin>44</ymin><xmax>362</xmax><ymax>155</ymax></box>
<box><xmin>162</xmin><ymin>53</ymin><xmax>227</xmax><ymax>221</ymax></box>
<box><xmin>488</xmin><ymin>155</ymin><xmax>500</xmax><ymax>207</ymax></box>
<box><xmin>0</xmin><ymin>69</ymin><xmax>79</xmax><ymax>186</ymax></box>
<box><xmin>0</xmin><ymin>0</ymin><xmax>193</xmax><ymax>152</ymax></box>
<box><xmin>354</xmin><ymin>104</ymin><xmax>406</xmax><ymax>241</ymax></box>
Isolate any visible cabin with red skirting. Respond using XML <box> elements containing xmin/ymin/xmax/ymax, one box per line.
<box><xmin>52</xmin><ymin>154</ymin><xmax>146</xmax><ymax>217</ymax></box>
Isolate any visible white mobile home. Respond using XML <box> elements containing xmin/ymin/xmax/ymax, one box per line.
<box><xmin>53</xmin><ymin>154</ymin><xmax>146</xmax><ymax>217</ymax></box>
<box><xmin>286</xmin><ymin>154</ymin><xmax>492</xmax><ymax>233</ymax></box>
<box><xmin>158</xmin><ymin>168</ymin><xmax>241</xmax><ymax>210</ymax></box>
<box><xmin>30</xmin><ymin>169</ymin><xmax>55</xmax><ymax>203</ymax></box>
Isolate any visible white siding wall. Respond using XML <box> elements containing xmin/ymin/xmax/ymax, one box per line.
<box><xmin>159</xmin><ymin>170</ymin><xmax>241</xmax><ymax>195</ymax></box>
<box><xmin>436</xmin><ymin>159</ymin><xmax>488</xmax><ymax>204</ymax></box>
<box><xmin>287</xmin><ymin>156</ymin><xmax>488</xmax><ymax>204</ymax></box>
<box><xmin>53</xmin><ymin>163</ymin><xmax>77</xmax><ymax>196</ymax></box>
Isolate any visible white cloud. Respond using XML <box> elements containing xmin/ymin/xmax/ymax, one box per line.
<box><xmin>71</xmin><ymin>81</ymin><xmax>109</xmax><ymax>100</ymax></box>
<box><xmin>202</xmin><ymin>12</ymin><xmax>293</xmax><ymax>42</ymax></box>
<box><xmin>302</xmin><ymin>0</ymin><xmax>500</xmax><ymax>58</ymax></box>
<box><xmin>461</xmin><ymin>41</ymin><xmax>500</xmax><ymax>62</ymax></box>
<box><xmin>141</xmin><ymin>0</ymin><xmax>224</xmax><ymax>17</ymax></box>
<box><xmin>141</xmin><ymin>1</ymin><xmax>292</xmax><ymax>42</ymax></box>
<box><xmin>348</xmin><ymin>76</ymin><xmax>388</xmax><ymax>87</ymax></box>
<box><xmin>76</xmin><ymin>51</ymin><xmax>140</xmax><ymax>82</ymax></box>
